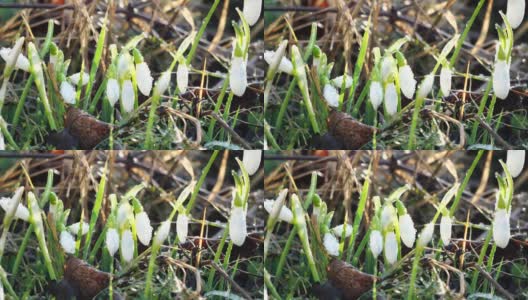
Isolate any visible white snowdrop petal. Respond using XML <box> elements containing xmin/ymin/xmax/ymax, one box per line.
<box><xmin>399</xmin><ymin>65</ymin><xmax>416</xmax><ymax>99</ymax></box>
<box><xmin>369</xmin><ymin>81</ymin><xmax>383</xmax><ymax>110</ymax></box>
<box><xmin>106</xmin><ymin>228</ymin><xmax>120</xmax><ymax>256</ymax></box>
<box><xmin>68</xmin><ymin>222</ymin><xmax>90</xmax><ymax>235</ymax></box>
<box><xmin>263</xmin><ymin>199</ymin><xmax>293</xmax><ymax>223</ymax></box>
<box><xmin>440</xmin><ymin>215</ymin><xmax>453</xmax><ymax>245</ymax></box>
<box><xmin>176</xmin><ymin>213</ymin><xmax>189</xmax><ymax>243</ymax></box>
<box><xmin>135</xmin><ymin>211</ymin><xmax>153</xmax><ymax>246</ymax></box>
<box><xmin>506</xmin><ymin>150</ymin><xmax>525</xmax><ymax>177</ymax></box>
<box><xmin>0</xmin><ymin>192</ymin><xmax>29</xmax><ymax>222</ymax></box>
<box><xmin>384</xmin><ymin>83</ymin><xmax>398</xmax><ymax>116</ymax></box>
<box><xmin>381</xmin><ymin>56</ymin><xmax>394</xmax><ymax>82</ymax></box>
<box><xmin>369</xmin><ymin>230</ymin><xmax>383</xmax><ymax>258</ymax></box>
<box><xmin>155</xmin><ymin>71</ymin><xmax>171</xmax><ymax>95</ymax></box>
<box><xmin>154</xmin><ymin>220</ymin><xmax>171</xmax><ymax>245</ymax></box>
<box><xmin>136</xmin><ymin>62</ymin><xmax>153</xmax><ymax>96</ymax></box>
<box><xmin>440</xmin><ymin>66</ymin><xmax>452</xmax><ymax>96</ymax></box>
<box><xmin>243</xmin><ymin>0</ymin><xmax>262</xmax><ymax>26</ymax></box>
<box><xmin>117</xmin><ymin>202</ymin><xmax>132</xmax><ymax>228</ymax></box>
<box><xmin>177</xmin><ymin>63</ymin><xmax>190</xmax><ymax>93</ymax></box>
<box><xmin>243</xmin><ymin>150</ymin><xmax>262</xmax><ymax>175</ymax></box>
<box><xmin>380</xmin><ymin>205</ymin><xmax>395</xmax><ymax>230</ymax></box>
<box><xmin>493</xmin><ymin>60</ymin><xmax>510</xmax><ymax>100</ymax></box>
<box><xmin>398</xmin><ymin>213</ymin><xmax>416</xmax><ymax>248</ymax></box>
<box><xmin>384</xmin><ymin>231</ymin><xmax>398</xmax><ymax>264</ymax></box>
<box><xmin>507</xmin><ymin>0</ymin><xmax>525</xmax><ymax>29</ymax></box>
<box><xmin>0</xmin><ymin>48</ymin><xmax>31</xmax><ymax>72</ymax></box>
<box><xmin>264</xmin><ymin>50</ymin><xmax>293</xmax><ymax>75</ymax></box>
<box><xmin>69</xmin><ymin>72</ymin><xmax>90</xmax><ymax>86</ymax></box>
<box><xmin>323</xmin><ymin>84</ymin><xmax>340</xmax><ymax>108</ymax></box>
<box><xmin>493</xmin><ymin>208</ymin><xmax>510</xmax><ymax>248</ymax></box>
<box><xmin>230</xmin><ymin>56</ymin><xmax>248</xmax><ymax>97</ymax></box>
<box><xmin>121</xmin><ymin>80</ymin><xmax>135</xmax><ymax>113</ymax></box>
<box><xmin>323</xmin><ymin>232</ymin><xmax>340</xmax><ymax>256</ymax></box>
<box><xmin>4</xmin><ymin>38</ymin><xmax>25</xmax><ymax>72</ymax></box>
<box><xmin>106</xmin><ymin>78</ymin><xmax>120</xmax><ymax>107</ymax></box>
<box><xmin>117</xmin><ymin>53</ymin><xmax>131</xmax><ymax>79</ymax></box>
<box><xmin>121</xmin><ymin>229</ymin><xmax>135</xmax><ymax>262</ymax></box>
<box><xmin>60</xmin><ymin>231</ymin><xmax>76</xmax><ymax>254</ymax></box>
<box><xmin>417</xmin><ymin>74</ymin><xmax>434</xmax><ymax>99</ymax></box>
<box><xmin>60</xmin><ymin>81</ymin><xmax>77</xmax><ymax>104</ymax></box>
<box><xmin>229</xmin><ymin>206</ymin><xmax>247</xmax><ymax>246</ymax></box>
<box><xmin>331</xmin><ymin>224</ymin><xmax>353</xmax><ymax>238</ymax></box>
<box><xmin>331</xmin><ymin>75</ymin><xmax>353</xmax><ymax>89</ymax></box>
<box><xmin>418</xmin><ymin>223</ymin><xmax>435</xmax><ymax>247</ymax></box>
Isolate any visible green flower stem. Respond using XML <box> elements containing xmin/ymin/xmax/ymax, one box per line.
<box><xmin>449</xmin><ymin>0</ymin><xmax>486</xmax><ymax>68</ymax></box>
<box><xmin>83</xmin><ymin>164</ymin><xmax>107</xmax><ymax>260</ymax></box>
<box><xmin>407</xmin><ymin>245</ymin><xmax>424</xmax><ymax>299</ymax></box>
<box><xmin>274</xmin><ymin>77</ymin><xmax>297</xmax><ymax>133</ymax></box>
<box><xmin>449</xmin><ymin>150</ymin><xmax>484</xmax><ymax>216</ymax></box>
<box><xmin>0</xmin><ymin>117</ymin><xmax>18</xmax><ymax>150</ymax></box>
<box><xmin>186</xmin><ymin>0</ymin><xmax>221</xmax><ymax>65</ymax></box>
<box><xmin>346</xmin><ymin>175</ymin><xmax>370</xmax><ymax>262</ymax></box>
<box><xmin>144</xmin><ymin>241</ymin><xmax>161</xmax><ymax>297</ymax></box>
<box><xmin>185</xmin><ymin>150</ymin><xmax>220</xmax><ymax>214</ymax></box>
<box><xmin>264</xmin><ymin>120</ymin><xmax>280</xmax><ymax>149</ymax></box>
<box><xmin>470</xmin><ymin>228</ymin><xmax>493</xmax><ymax>291</ymax></box>
<box><xmin>12</xmin><ymin>224</ymin><xmax>33</xmax><ymax>275</ymax></box>
<box><xmin>484</xmin><ymin>94</ymin><xmax>498</xmax><ymax>144</ymax></box>
<box><xmin>407</xmin><ymin>95</ymin><xmax>425</xmax><ymax>149</ymax></box>
<box><xmin>207</xmin><ymin>78</ymin><xmax>229</xmax><ymax>140</ymax></box>
<box><xmin>275</xmin><ymin>226</ymin><xmax>297</xmax><ymax>278</ymax></box>
<box><xmin>0</xmin><ymin>265</ymin><xmax>17</xmax><ymax>299</ymax></box>
<box><xmin>470</xmin><ymin>80</ymin><xmax>492</xmax><ymax>144</ymax></box>
<box><xmin>264</xmin><ymin>269</ymin><xmax>281</xmax><ymax>299</ymax></box>
<box><xmin>207</xmin><ymin>227</ymin><xmax>229</xmax><ymax>289</ymax></box>
<box><xmin>292</xmin><ymin>195</ymin><xmax>320</xmax><ymax>282</ymax></box>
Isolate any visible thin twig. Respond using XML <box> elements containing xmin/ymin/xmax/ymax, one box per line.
<box><xmin>209</xmin><ymin>112</ymin><xmax>252</xmax><ymax>149</ymax></box>
<box><xmin>476</xmin><ymin>116</ymin><xmax>514</xmax><ymax>149</ymax></box>
<box><xmin>470</xmin><ymin>263</ymin><xmax>515</xmax><ymax>300</ymax></box>
<box><xmin>208</xmin><ymin>261</ymin><xmax>252</xmax><ymax>300</ymax></box>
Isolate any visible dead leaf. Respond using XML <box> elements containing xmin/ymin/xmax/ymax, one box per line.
<box><xmin>327</xmin><ymin>110</ymin><xmax>377</xmax><ymax>149</ymax></box>
<box><xmin>64</xmin><ymin>107</ymin><xmax>112</xmax><ymax>149</ymax></box>
<box><xmin>63</xmin><ymin>256</ymin><xmax>112</xmax><ymax>300</ymax></box>
<box><xmin>326</xmin><ymin>259</ymin><xmax>377</xmax><ymax>300</ymax></box>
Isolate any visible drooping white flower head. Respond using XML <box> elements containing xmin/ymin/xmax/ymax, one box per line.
<box><xmin>155</xmin><ymin>71</ymin><xmax>171</xmax><ymax>96</ymax></box>
<box><xmin>230</xmin><ymin>56</ymin><xmax>248</xmax><ymax>97</ymax></box>
<box><xmin>323</xmin><ymin>232</ymin><xmax>340</xmax><ymax>256</ymax></box>
<box><xmin>398</xmin><ymin>65</ymin><xmax>416</xmax><ymax>99</ymax></box>
<box><xmin>440</xmin><ymin>66</ymin><xmax>452</xmax><ymax>96</ymax></box>
<box><xmin>331</xmin><ymin>75</ymin><xmax>353</xmax><ymax>89</ymax></box>
<box><xmin>417</xmin><ymin>73</ymin><xmax>434</xmax><ymax>99</ymax></box>
<box><xmin>507</xmin><ymin>0</ymin><xmax>526</xmax><ymax>29</ymax></box>
<box><xmin>331</xmin><ymin>224</ymin><xmax>353</xmax><ymax>238</ymax></box>
<box><xmin>264</xmin><ymin>50</ymin><xmax>293</xmax><ymax>75</ymax></box>
<box><xmin>384</xmin><ymin>83</ymin><xmax>398</xmax><ymax>116</ymax></box>
<box><xmin>440</xmin><ymin>215</ymin><xmax>453</xmax><ymax>245</ymax></box>
<box><xmin>417</xmin><ymin>223</ymin><xmax>435</xmax><ymax>247</ymax></box>
<box><xmin>154</xmin><ymin>220</ymin><xmax>171</xmax><ymax>245</ymax></box>
<box><xmin>493</xmin><ymin>59</ymin><xmax>510</xmax><ymax>100</ymax></box>
<box><xmin>243</xmin><ymin>0</ymin><xmax>262</xmax><ymax>26</ymax></box>
<box><xmin>106</xmin><ymin>78</ymin><xmax>120</xmax><ymax>107</ymax></box>
<box><xmin>0</xmin><ymin>187</ymin><xmax>28</xmax><ymax>221</ymax></box>
<box><xmin>68</xmin><ymin>222</ymin><xmax>89</xmax><ymax>235</ymax></box>
<box><xmin>105</xmin><ymin>228</ymin><xmax>120</xmax><ymax>256</ymax></box>
<box><xmin>369</xmin><ymin>230</ymin><xmax>383</xmax><ymax>258</ymax></box>
<box><xmin>0</xmin><ymin>47</ymin><xmax>30</xmax><ymax>72</ymax></box>
<box><xmin>398</xmin><ymin>213</ymin><xmax>416</xmax><ymax>248</ymax></box>
<box><xmin>136</xmin><ymin>61</ymin><xmax>153</xmax><ymax>96</ymax></box>
<box><xmin>380</xmin><ymin>204</ymin><xmax>395</xmax><ymax>230</ymax></box>
<box><xmin>263</xmin><ymin>199</ymin><xmax>293</xmax><ymax>223</ymax></box>
<box><xmin>2</xmin><ymin>37</ymin><xmax>26</xmax><ymax>73</ymax></box>
<box><xmin>176</xmin><ymin>63</ymin><xmax>190</xmax><ymax>93</ymax></box>
<box><xmin>229</xmin><ymin>206</ymin><xmax>247</xmax><ymax>246</ymax></box>
<box><xmin>323</xmin><ymin>83</ymin><xmax>340</xmax><ymax>108</ymax></box>
<box><xmin>117</xmin><ymin>201</ymin><xmax>133</xmax><ymax>228</ymax></box>
<box><xmin>60</xmin><ymin>231</ymin><xmax>76</xmax><ymax>254</ymax></box>
<box><xmin>493</xmin><ymin>208</ymin><xmax>510</xmax><ymax>248</ymax></box>
<box><xmin>135</xmin><ymin>211</ymin><xmax>153</xmax><ymax>246</ymax></box>
<box><xmin>69</xmin><ymin>72</ymin><xmax>90</xmax><ymax>86</ymax></box>
<box><xmin>117</xmin><ymin>53</ymin><xmax>132</xmax><ymax>79</ymax></box>
<box><xmin>176</xmin><ymin>213</ymin><xmax>189</xmax><ymax>243</ymax></box>
<box><xmin>121</xmin><ymin>229</ymin><xmax>135</xmax><ymax>262</ymax></box>
<box><xmin>243</xmin><ymin>150</ymin><xmax>262</xmax><ymax>175</ymax></box>
<box><xmin>369</xmin><ymin>81</ymin><xmax>383</xmax><ymax>110</ymax></box>
<box><xmin>506</xmin><ymin>150</ymin><xmax>525</xmax><ymax>178</ymax></box>
<box><xmin>384</xmin><ymin>231</ymin><xmax>398</xmax><ymax>264</ymax></box>
<box><xmin>121</xmin><ymin>79</ymin><xmax>135</xmax><ymax>113</ymax></box>
<box><xmin>60</xmin><ymin>81</ymin><xmax>76</xmax><ymax>104</ymax></box>
<box><xmin>381</xmin><ymin>56</ymin><xmax>395</xmax><ymax>82</ymax></box>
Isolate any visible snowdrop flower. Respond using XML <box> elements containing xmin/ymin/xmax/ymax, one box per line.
<box><xmin>60</xmin><ymin>231</ymin><xmax>76</xmax><ymax>254</ymax></box>
<box><xmin>331</xmin><ymin>75</ymin><xmax>353</xmax><ymax>89</ymax></box>
<box><xmin>384</xmin><ymin>83</ymin><xmax>398</xmax><ymax>116</ymax></box>
<box><xmin>117</xmin><ymin>53</ymin><xmax>131</xmax><ymax>79</ymax></box>
<box><xmin>69</xmin><ymin>72</ymin><xmax>90</xmax><ymax>86</ymax></box>
<box><xmin>0</xmin><ymin>187</ymin><xmax>28</xmax><ymax>221</ymax></box>
<box><xmin>135</xmin><ymin>211</ymin><xmax>153</xmax><ymax>246</ymax></box>
<box><xmin>507</xmin><ymin>0</ymin><xmax>525</xmax><ymax>29</ymax></box>
<box><xmin>384</xmin><ymin>231</ymin><xmax>398</xmax><ymax>264</ymax></box>
<box><xmin>121</xmin><ymin>229</ymin><xmax>134</xmax><ymax>262</ymax></box>
<box><xmin>331</xmin><ymin>224</ymin><xmax>353</xmax><ymax>238</ymax></box>
<box><xmin>136</xmin><ymin>61</ymin><xmax>153</xmax><ymax>96</ymax></box>
<box><xmin>106</xmin><ymin>228</ymin><xmax>120</xmax><ymax>256</ymax></box>
<box><xmin>323</xmin><ymin>83</ymin><xmax>340</xmax><ymax>108</ymax></box>
<box><xmin>264</xmin><ymin>50</ymin><xmax>293</xmax><ymax>75</ymax></box>
<box><xmin>369</xmin><ymin>81</ymin><xmax>383</xmax><ymax>110</ymax></box>
<box><xmin>440</xmin><ymin>66</ymin><xmax>452</xmax><ymax>96</ymax></box>
<box><xmin>243</xmin><ymin>150</ymin><xmax>262</xmax><ymax>175</ymax></box>
<box><xmin>417</xmin><ymin>73</ymin><xmax>434</xmax><ymax>99</ymax></box>
<box><xmin>493</xmin><ymin>208</ymin><xmax>510</xmax><ymax>248</ymax></box>
<box><xmin>176</xmin><ymin>63</ymin><xmax>190</xmax><ymax>93</ymax></box>
<box><xmin>154</xmin><ymin>220</ymin><xmax>171</xmax><ymax>245</ymax></box>
<box><xmin>417</xmin><ymin>223</ymin><xmax>435</xmax><ymax>247</ymax></box>
<box><xmin>0</xmin><ymin>47</ymin><xmax>30</xmax><ymax>72</ymax></box>
<box><xmin>106</xmin><ymin>78</ymin><xmax>120</xmax><ymax>107</ymax></box>
<box><xmin>381</xmin><ymin>56</ymin><xmax>395</xmax><ymax>82</ymax></box>
<box><xmin>323</xmin><ymin>232</ymin><xmax>340</xmax><ymax>256</ymax></box>
<box><xmin>493</xmin><ymin>60</ymin><xmax>510</xmax><ymax>99</ymax></box>
<box><xmin>243</xmin><ymin>0</ymin><xmax>262</xmax><ymax>26</ymax></box>
<box><xmin>117</xmin><ymin>201</ymin><xmax>133</xmax><ymax>228</ymax></box>
<box><xmin>398</xmin><ymin>213</ymin><xmax>416</xmax><ymax>248</ymax></box>
<box><xmin>155</xmin><ymin>71</ymin><xmax>171</xmax><ymax>96</ymax></box>
<box><xmin>230</xmin><ymin>55</ymin><xmax>248</xmax><ymax>96</ymax></box>
<box><xmin>121</xmin><ymin>80</ymin><xmax>135</xmax><ymax>113</ymax></box>
<box><xmin>229</xmin><ymin>206</ymin><xmax>247</xmax><ymax>246</ymax></box>
<box><xmin>506</xmin><ymin>150</ymin><xmax>525</xmax><ymax>177</ymax></box>
<box><xmin>1</xmin><ymin>37</ymin><xmax>26</xmax><ymax>73</ymax></box>
<box><xmin>380</xmin><ymin>204</ymin><xmax>395</xmax><ymax>230</ymax></box>
<box><xmin>264</xmin><ymin>199</ymin><xmax>293</xmax><ymax>223</ymax></box>
<box><xmin>369</xmin><ymin>230</ymin><xmax>383</xmax><ymax>258</ymax></box>
<box><xmin>440</xmin><ymin>215</ymin><xmax>453</xmax><ymax>245</ymax></box>
<box><xmin>68</xmin><ymin>222</ymin><xmax>89</xmax><ymax>235</ymax></box>
<box><xmin>176</xmin><ymin>213</ymin><xmax>189</xmax><ymax>243</ymax></box>
<box><xmin>60</xmin><ymin>81</ymin><xmax>76</xmax><ymax>104</ymax></box>
<box><xmin>399</xmin><ymin>65</ymin><xmax>416</xmax><ymax>99</ymax></box>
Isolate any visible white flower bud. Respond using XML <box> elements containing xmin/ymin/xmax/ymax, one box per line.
<box><xmin>230</xmin><ymin>56</ymin><xmax>248</xmax><ymax>97</ymax></box>
<box><xmin>440</xmin><ymin>66</ymin><xmax>452</xmax><ymax>96</ymax></box>
<box><xmin>154</xmin><ymin>220</ymin><xmax>171</xmax><ymax>245</ymax></box>
<box><xmin>369</xmin><ymin>230</ymin><xmax>383</xmax><ymax>258</ymax></box>
<box><xmin>381</xmin><ymin>56</ymin><xmax>394</xmax><ymax>82</ymax></box>
<box><xmin>69</xmin><ymin>72</ymin><xmax>90</xmax><ymax>86</ymax></box>
<box><xmin>120</xmin><ymin>229</ymin><xmax>134</xmax><ymax>262</ymax></box>
<box><xmin>229</xmin><ymin>206</ymin><xmax>247</xmax><ymax>246</ymax></box>
<box><xmin>117</xmin><ymin>53</ymin><xmax>131</xmax><ymax>79</ymax></box>
<box><xmin>106</xmin><ymin>78</ymin><xmax>120</xmax><ymax>107</ymax></box>
<box><xmin>243</xmin><ymin>0</ymin><xmax>262</xmax><ymax>26</ymax></box>
<box><xmin>417</xmin><ymin>73</ymin><xmax>434</xmax><ymax>99</ymax></box>
<box><xmin>155</xmin><ymin>71</ymin><xmax>171</xmax><ymax>95</ymax></box>
<box><xmin>264</xmin><ymin>199</ymin><xmax>293</xmax><ymax>223</ymax></box>
<box><xmin>106</xmin><ymin>228</ymin><xmax>120</xmax><ymax>256</ymax></box>
<box><xmin>440</xmin><ymin>215</ymin><xmax>453</xmax><ymax>245</ymax></box>
<box><xmin>135</xmin><ymin>211</ymin><xmax>153</xmax><ymax>246</ymax></box>
<box><xmin>369</xmin><ymin>81</ymin><xmax>383</xmax><ymax>110</ymax></box>
<box><xmin>381</xmin><ymin>205</ymin><xmax>395</xmax><ymax>230</ymax></box>
<box><xmin>493</xmin><ymin>208</ymin><xmax>510</xmax><ymax>248</ymax></box>
<box><xmin>176</xmin><ymin>213</ymin><xmax>189</xmax><ymax>243</ymax></box>
<box><xmin>0</xmin><ymin>187</ymin><xmax>28</xmax><ymax>221</ymax></box>
<box><xmin>417</xmin><ymin>223</ymin><xmax>434</xmax><ymax>247</ymax></box>
<box><xmin>177</xmin><ymin>63</ymin><xmax>190</xmax><ymax>93</ymax></box>
<box><xmin>121</xmin><ymin>80</ymin><xmax>135</xmax><ymax>113</ymax></box>
<box><xmin>60</xmin><ymin>81</ymin><xmax>76</xmax><ymax>104</ymax></box>
<box><xmin>60</xmin><ymin>231</ymin><xmax>76</xmax><ymax>254</ymax></box>
<box><xmin>117</xmin><ymin>202</ymin><xmax>133</xmax><ymax>228</ymax></box>
<box><xmin>264</xmin><ymin>50</ymin><xmax>293</xmax><ymax>75</ymax></box>
<box><xmin>68</xmin><ymin>222</ymin><xmax>89</xmax><ymax>235</ymax></box>
<box><xmin>243</xmin><ymin>150</ymin><xmax>261</xmax><ymax>175</ymax></box>
<box><xmin>506</xmin><ymin>150</ymin><xmax>525</xmax><ymax>177</ymax></box>
<box><xmin>399</xmin><ymin>65</ymin><xmax>416</xmax><ymax>99</ymax></box>
<box><xmin>398</xmin><ymin>213</ymin><xmax>416</xmax><ymax>248</ymax></box>
<box><xmin>384</xmin><ymin>83</ymin><xmax>398</xmax><ymax>116</ymax></box>
<box><xmin>331</xmin><ymin>224</ymin><xmax>353</xmax><ymax>238</ymax></box>
<box><xmin>331</xmin><ymin>75</ymin><xmax>353</xmax><ymax>89</ymax></box>
<box><xmin>507</xmin><ymin>0</ymin><xmax>525</xmax><ymax>29</ymax></box>
<box><xmin>136</xmin><ymin>62</ymin><xmax>153</xmax><ymax>96</ymax></box>
<box><xmin>323</xmin><ymin>232</ymin><xmax>340</xmax><ymax>256</ymax></box>
<box><xmin>323</xmin><ymin>83</ymin><xmax>340</xmax><ymax>108</ymax></box>
<box><xmin>493</xmin><ymin>60</ymin><xmax>510</xmax><ymax>100</ymax></box>
<box><xmin>384</xmin><ymin>231</ymin><xmax>398</xmax><ymax>264</ymax></box>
